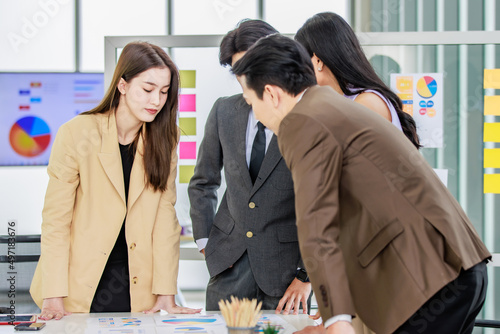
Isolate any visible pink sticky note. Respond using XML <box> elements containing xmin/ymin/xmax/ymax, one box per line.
<box><xmin>179</xmin><ymin>94</ymin><xmax>196</xmax><ymax>111</ymax></box>
<box><xmin>179</xmin><ymin>142</ymin><xmax>196</xmax><ymax>159</ymax></box>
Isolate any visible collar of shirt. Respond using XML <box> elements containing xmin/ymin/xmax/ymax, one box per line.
<box><xmin>246</xmin><ymin>109</ymin><xmax>273</xmax><ymax>168</ymax></box>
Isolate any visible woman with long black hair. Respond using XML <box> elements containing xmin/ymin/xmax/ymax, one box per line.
<box><xmin>296</xmin><ymin>12</ymin><xmax>421</xmax><ymax>150</ymax></box>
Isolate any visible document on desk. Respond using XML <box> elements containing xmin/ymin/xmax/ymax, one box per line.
<box><xmin>154</xmin><ymin>314</ymin><xmax>225</xmax><ymax>327</ymax></box>
<box><xmin>88</xmin><ymin>316</ymin><xmax>155</xmax><ymax>328</ymax></box>
<box><xmin>97</xmin><ymin>329</ymin><xmax>152</xmax><ymax>334</ymax></box>
<box><xmin>155</xmin><ymin>325</ymin><xmax>226</xmax><ymax>334</ymax></box>
<box><xmin>257</xmin><ymin>314</ymin><xmax>297</xmax><ymax>333</ymax></box>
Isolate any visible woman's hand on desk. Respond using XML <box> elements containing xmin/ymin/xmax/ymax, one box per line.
<box><xmin>39</xmin><ymin>297</ymin><xmax>72</xmax><ymax>320</ymax></box>
<box><xmin>144</xmin><ymin>295</ymin><xmax>202</xmax><ymax>314</ymax></box>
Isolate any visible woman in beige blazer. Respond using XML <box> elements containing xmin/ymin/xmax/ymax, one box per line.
<box><xmin>30</xmin><ymin>42</ymin><xmax>200</xmax><ymax>319</ymax></box>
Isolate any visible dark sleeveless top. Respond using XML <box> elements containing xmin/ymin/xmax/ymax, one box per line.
<box><xmin>90</xmin><ymin>143</ymin><xmax>134</xmax><ymax>312</ymax></box>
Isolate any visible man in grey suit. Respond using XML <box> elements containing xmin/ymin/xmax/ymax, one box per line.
<box><xmin>188</xmin><ymin>20</ymin><xmax>311</xmax><ymax>314</ymax></box>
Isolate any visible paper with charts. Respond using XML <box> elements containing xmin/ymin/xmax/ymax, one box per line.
<box><xmin>88</xmin><ymin>316</ymin><xmax>155</xmax><ymax>329</ymax></box>
<box><xmin>154</xmin><ymin>314</ymin><xmax>225</xmax><ymax>333</ymax></box>
<box><xmin>154</xmin><ymin>314</ymin><xmax>224</xmax><ymax>327</ymax></box>
<box><xmin>154</xmin><ymin>313</ymin><xmax>297</xmax><ymax>333</ymax></box>
<box><xmin>97</xmin><ymin>329</ymin><xmax>151</xmax><ymax>334</ymax></box>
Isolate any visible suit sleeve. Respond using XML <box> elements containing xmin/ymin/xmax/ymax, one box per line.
<box><xmin>40</xmin><ymin>123</ymin><xmax>80</xmax><ymax>298</ymax></box>
<box><xmin>188</xmin><ymin>98</ymin><xmax>224</xmax><ymax>241</ymax></box>
<box><xmin>279</xmin><ymin>113</ymin><xmax>356</xmax><ymax>319</ymax></box>
<box><xmin>152</xmin><ymin>138</ymin><xmax>182</xmax><ymax>295</ymax></box>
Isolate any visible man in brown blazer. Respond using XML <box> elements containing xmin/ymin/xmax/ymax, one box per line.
<box><xmin>232</xmin><ymin>34</ymin><xmax>491</xmax><ymax>334</ymax></box>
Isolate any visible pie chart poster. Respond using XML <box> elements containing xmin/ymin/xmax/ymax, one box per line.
<box><xmin>390</xmin><ymin>73</ymin><xmax>444</xmax><ymax>148</ymax></box>
<box><xmin>0</xmin><ymin>73</ymin><xmax>104</xmax><ymax>166</ymax></box>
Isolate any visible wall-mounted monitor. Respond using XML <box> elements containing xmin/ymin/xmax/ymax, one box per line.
<box><xmin>0</xmin><ymin>72</ymin><xmax>104</xmax><ymax>166</ymax></box>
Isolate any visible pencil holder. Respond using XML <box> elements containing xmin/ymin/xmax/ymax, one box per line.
<box><xmin>227</xmin><ymin>326</ymin><xmax>257</xmax><ymax>334</ymax></box>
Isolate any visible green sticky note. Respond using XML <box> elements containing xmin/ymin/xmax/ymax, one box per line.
<box><xmin>179</xmin><ymin>117</ymin><xmax>196</xmax><ymax>136</ymax></box>
<box><xmin>180</xmin><ymin>70</ymin><xmax>196</xmax><ymax>88</ymax></box>
<box><xmin>179</xmin><ymin>165</ymin><xmax>195</xmax><ymax>184</ymax></box>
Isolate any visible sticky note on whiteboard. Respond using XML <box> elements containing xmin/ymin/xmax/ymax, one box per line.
<box><xmin>484</xmin><ymin>149</ymin><xmax>500</xmax><ymax>168</ymax></box>
<box><xmin>484</xmin><ymin>123</ymin><xmax>500</xmax><ymax>142</ymax></box>
<box><xmin>180</xmin><ymin>70</ymin><xmax>196</xmax><ymax>88</ymax></box>
<box><xmin>484</xmin><ymin>174</ymin><xmax>500</xmax><ymax>194</ymax></box>
<box><xmin>484</xmin><ymin>69</ymin><xmax>500</xmax><ymax>89</ymax></box>
<box><xmin>179</xmin><ymin>117</ymin><xmax>196</xmax><ymax>136</ymax></box>
<box><xmin>179</xmin><ymin>94</ymin><xmax>196</xmax><ymax>112</ymax></box>
<box><xmin>484</xmin><ymin>96</ymin><xmax>500</xmax><ymax>116</ymax></box>
<box><xmin>179</xmin><ymin>142</ymin><xmax>196</xmax><ymax>160</ymax></box>
<box><xmin>179</xmin><ymin>165</ymin><xmax>195</xmax><ymax>184</ymax></box>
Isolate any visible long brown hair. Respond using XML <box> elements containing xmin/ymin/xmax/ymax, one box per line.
<box><xmin>296</xmin><ymin>12</ymin><xmax>421</xmax><ymax>149</ymax></box>
<box><xmin>83</xmin><ymin>41</ymin><xmax>179</xmax><ymax>192</ymax></box>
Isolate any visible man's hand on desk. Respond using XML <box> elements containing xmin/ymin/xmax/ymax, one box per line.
<box><xmin>39</xmin><ymin>297</ymin><xmax>72</xmax><ymax>320</ymax></box>
<box><xmin>200</xmin><ymin>248</ymin><xmax>205</xmax><ymax>257</ymax></box>
<box><xmin>275</xmin><ymin>278</ymin><xmax>312</xmax><ymax>315</ymax></box>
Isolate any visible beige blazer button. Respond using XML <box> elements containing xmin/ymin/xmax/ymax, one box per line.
<box><xmin>129</xmin><ymin>243</ymin><xmax>136</xmax><ymax>250</ymax></box>
<box><xmin>246</xmin><ymin>231</ymin><xmax>253</xmax><ymax>238</ymax></box>
<box><xmin>249</xmin><ymin>202</ymin><xmax>256</xmax><ymax>209</ymax></box>
<box><xmin>132</xmin><ymin>277</ymin><xmax>138</xmax><ymax>284</ymax></box>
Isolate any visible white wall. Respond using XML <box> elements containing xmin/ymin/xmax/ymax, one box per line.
<box><xmin>0</xmin><ymin>166</ymin><xmax>48</xmax><ymax>235</ymax></box>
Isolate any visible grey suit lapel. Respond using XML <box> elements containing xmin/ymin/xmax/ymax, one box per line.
<box><xmin>250</xmin><ymin>135</ymin><xmax>282</xmax><ymax>197</ymax></box>
<box><xmin>233</xmin><ymin>97</ymin><xmax>253</xmax><ymax>190</ymax></box>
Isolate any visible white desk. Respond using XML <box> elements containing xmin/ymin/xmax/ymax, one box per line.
<box><xmin>0</xmin><ymin>312</ymin><xmax>317</xmax><ymax>333</ymax></box>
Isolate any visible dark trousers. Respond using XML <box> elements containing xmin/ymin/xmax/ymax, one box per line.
<box><xmin>206</xmin><ymin>251</ymin><xmax>311</xmax><ymax>311</ymax></box>
<box><xmin>394</xmin><ymin>260</ymin><xmax>488</xmax><ymax>334</ymax></box>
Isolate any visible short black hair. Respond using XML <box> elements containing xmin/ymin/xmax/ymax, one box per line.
<box><xmin>219</xmin><ymin>19</ymin><xmax>278</xmax><ymax>67</ymax></box>
<box><xmin>231</xmin><ymin>34</ymin><xmax>316</xmax><ymax>99</ymax></box>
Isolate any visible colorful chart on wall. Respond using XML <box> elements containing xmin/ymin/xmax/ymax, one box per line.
<box><xmin>9</xmin><ymin>116</ymin><xmax>51</xmax><ymax>157</ymax></box>
<box><xmin>390</xmin><ymin>73</ymin><xmax>444</xmax><ymax>148</ymax></box>
<box><xmin>416</xmin><ymin>76</ymin><xmax>438</xmax><ymax>98</ymax></box>
<box><xmin>0</xmin><ymin>73</ymin><xmax>104</xmax><ymax>166</ymax></box>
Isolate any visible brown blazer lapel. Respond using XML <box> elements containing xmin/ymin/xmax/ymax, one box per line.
<box><xmin>97</xmin><ymin>111</ymin><xmax>126</xmax><ymax>205</ymax></box>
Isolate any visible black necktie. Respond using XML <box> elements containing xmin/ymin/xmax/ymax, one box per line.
<box><xmin>249</xmin><ymin>122</ymin><xmax>266</xmax><ymax>184</ymax></box>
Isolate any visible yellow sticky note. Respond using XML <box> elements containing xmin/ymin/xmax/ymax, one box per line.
<box><xmin>180</xmin><ymin>70</ymin><xmax>196</xmax><ymax>89</ymax></box>
<box><xmin>484</xmin><ymin>96</ymin><xmax>500</xmax><ymax>116</ymax></box>
<box><xmin>484</xmin><ymin>149</ymin><xmax>500</xmax><ymax>168</ymax></box>
<box><xmin>484</xmin><ymin>69</ymin><xmax>500</xmax><ymax>89</ymax></box>
<box><xmin>179</xmin><ymin>117</ymin><xmax>196</xmax><ymax>136</ymax></box>
<box><xmin>484</xmin><ymin>174</ymin><xmax>500</xmax><ymax>194</ymax></box>
<box><xmin>179</xmin><ymin>165</ymin><xmax>195</xmax><ymax>184</ymax></box>
<box><xmin>484</xmin><ymin>123</ymin><xmax>500</xmax><ymax>142</ymax></box>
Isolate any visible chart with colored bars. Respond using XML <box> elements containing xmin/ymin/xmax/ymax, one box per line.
<box><xmin>483</xmin><ymin>69</ymin><xmax>500</xmax><ymax>194</ymax></box>
<box><xmin>98</xmin><ymin>317</ymin><xmax>143</xmax><ymax>327</ymax></box>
